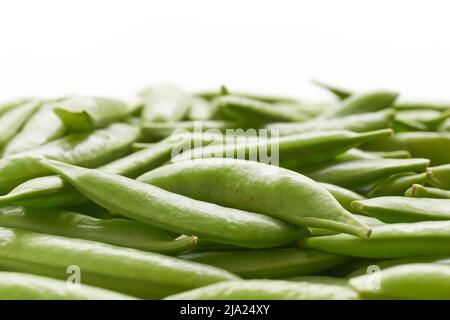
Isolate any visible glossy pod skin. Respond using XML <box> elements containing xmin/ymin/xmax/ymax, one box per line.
<box><xmin>427</xmin><ymin>164</ymin><xmax>450</xmax><ymax>189</ymax></box>
<box><xmin>349</xmin><ymin>263</ymin><xmax>450</xmax><ymax>300</ymax></box>
<box><xmin>405</xmin><ymin>184</ymin><xmax>450</xmax><ymax>199</ymax></box>
<box><xmin>179</xmin><ymin>249</ymin><xmax>351</xmax><ymax>279</ymax></box>
<box><xmin>361</xmin><ymin>132</ymin><xmax>450</xmax><ymax>166</ymax></box>
<box><xmin>319</xmin><ymin>182</ymin><xmax>366</xmax><ymax>213</ymax></box>
<box><xmin>0</xmin><ymin>206</ymin><xmax>197</xmax><ymax>254</ymax></box>
<box><xmin>0</xmin><ymin>272</ymin><xmax>136</xmax><ymax>300</ymax></box>
<box><xmin>368</xmin><ymin>172</ymin><xmax>427</xmax><ymax>197</ymax></box>
<box><xmin>0</xmin><ymin>100</ymin><xmax>40</xmax><ymax>148</ymax></box>
<box><xmin>298</xmin><ymin>158</ymin><xmax>430</xmax><ymax>189</ymax></box>
<box><xmin>165</xmin><ymin>279</ymin><xmax>358</xmax><ymax>300</ymax></box>
<box><xmin>1</xmin><ymin>103</ymin><xmax>66</xmax><ymax>156</ymax></box>
<box><xmin>40</xmin><ymin>160</ymin><xmax>307</xmax><ymax>248</ymax></box>
<box><xmin>0</xmin><ymin>227</ymin><xmax>238</xmax><ymax>299</ymax></box>
<box><xmin>138</xmin><ymin>158</ymin><xmax>370</xmax><ymax>237</ymax></box>
<box><xmin>301</xmin><ymin>221</ymin><xmax>450</xmax><ymax>258</ymax></box>
<box><xmin>0</xmin><ymin>123</ymin><xmax>140</xmax><ymax>194</ymax></box>
<box><xmin>54</xmin><ymin>96</ymin><xmax>136</xmax><ymax>132</ymax></box>
<box><xmin>308</xmin><ymin>214</ymin><xmax>384</xmax><ymax>237</ymax></box>
<box><xmin>352</xmin><ymin>197</ymin><xmax>450</xmax><ymax>223</ymax></box>
<box><xmin>172</xmin><ymin>129</ymin><xmax>393</xmax><ymax>169</ymax></box>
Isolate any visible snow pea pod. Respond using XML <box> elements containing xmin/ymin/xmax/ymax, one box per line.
<box><xmin>368</xmin><ymin>171</ymin><xmax>427</xmax><ymax>197</ymax></box>
<box><xmin>0</xmin><ymin>206</ymin><xmax>197</xmax><ymax>254</ymax></box>
<box><xmin>179</xmin><ymin>249</ymin><xmax>351</xmax><ymax>279</ymax></box>
<box><xmin>301</xmin><ymin>221</ymin><xmax>450</xmax><ymax>258</ymax></box>
<box><xmin>0</xmin><ymin>272</ymin><xmax>136</xmax><ymax>300</ymax></box>
<box><xmin>54</xmin><ymin>96</ymin><xmax>136</xmax><ymax>132</ymax></box>
<box><xmin>298</xmin><ymin>158</ymin><xmax>430</xmax><ymax>188</ymax></box>
<box><xmin>0</xmin><ymin>100</ymin><xmax>40</xmax><ymax>148</ymax></box>
<box><xmin>309</xmin><ymin>215</ymin><xmax>383</xmax><ymax>236</ymax></box>
<box><xmin>361</xmin><ymin>132</ymin><xmax>450</xmax><ymax>166</ymax></box>
<box><xmin>1</xmin><ymin>103</ymin><xmax>66</xmax><ymax>156</ymax></box>
<box><xmin>349</xmin><ymin>263</ymin><xmax>450</xmax><ymax>300</ymax></box>
<box><xmin>319</xmin><ymin>182</ymin><xmax>366</xmax><ymax>213</ymax></box>
<box><xmin>165</xmin><ymin>279</ymin><xmax>358</xmax><ymax>300</ymax></box>
<box><xmin>40</xmin><ymin>160</ymin><xmax>307</xmax><ymax>248</ymax></box>
<box><xmin>312</xmin><ymin>80</ymin><xmax>352</xmax><ymax>100</ymax></box>
<box><xmin>427</xmin><ymin>164</ymin><xmax>450</xmax><ymax>190</ymax></box>
<box><xmin>139</xmin><ymin>84</ymin><xmax>191</xmax><ymax>122</ymax></box>
<box><xmin>0</xmin><ymin>227</ymin><xmax>238</xmax><ymax>298</ymax></box>
<box><xmin>352</xmin><ymin>197</ymin><xmax>450</xmax><ymax>223</ymax></box>
<box><xmin>0</xmin><ymin>123</ymin><xmax>140</xmax><ymax>194</ymax></box>
<box><xmin>138</xmin><ymin>158</ymin><xmax>370</xmax><ymax>237</ymax></box>
<box><xmin>405</xmin><ymin>184</ymin><xmax>450</xmax><ymax>199</ymax></box>
<box><xmin>172</xmin><ymin>129</ymin><xmax>393</xmax><ymax>169</ymax></box>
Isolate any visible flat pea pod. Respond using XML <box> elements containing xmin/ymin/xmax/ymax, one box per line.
<box><xmin>54</xmin><ymin>96</ymin><xmax>136</xmax><ymax>132</ymax></box>
<box><xmin>405</xmin><ymin>184</ymin><xmax>450</xmax><ymax>199</ymax></box>
<box><xmin>138</xmin><ymin>159</ymin><xmax>371</xmax><ymax>237</ymax></box>
<box><xmin>0</xmin><ymin>123</ymin><xmax>140</xmax><ymax>194</ymax></box>
<box><xmin>139</xmin><ymin>84</ymin><xmax>191</xmax><ymax>122</ymax></box>
<box><xmin>187</xmin><ymin>96</ymin><xmax>215</xmax><ymax>120</ymax></box>
<box><xmin>179</xmin><ymin>249</ymin><xmax>351</xmax><ymax>279</ymax></box>
<box><xmin>165</xmin><ymin>279</ymin><xmax>358</xmax><ymax>300</ymax></box>
<box><xmin>0</xmin><ymin>227</ymin><xmax>238</xmax><ymax>298</ymax></box>
<box><xmin>395</xmin><ymin>109</ymin><xmax>450</xmax><ymax>131</ymax></box>
<box><xmin>0</xmin><ymin>272</ymin><xmax>136</xmax><ymax>300</ymax></box>
<box><xmin>40</xmin><ymin>160</ymin><xmax>307</xmax><ymax>248</ymax></box>
<box><xmin>427</xmin><ymin>164</ymin><xmax>450</xmax><ymax>190</ymax></box>
<box><xmin>361</xmin><ymin>132</ymin><xmax>450</xmax><ymax>166</ymax></box>
<box><xmin>312</xmin><ymin>80</ymin><xmax>352</xmax><ymax>101</ymax></box>
<box><xmin>319</xmin><ymin>182</ymin><xmax>366</xmax><ymax>214</ymax></box>
<box><xmin>0</xmin><ymin>206</ymin><xmax>197</xmax><ymax>254</ymax></box>
<box><xmin>309</xmin><ymin>214</ymin><xmax>384</xmax><ymax>237</ymax></box>
<box><xmin>301</xmin><ymin>221</ymin><xmax>450</xmax><ymax>258</ymax></box>
<box><xmin>172</xmin><ymin>129</ymin><xmax>393</xmax><ymax>169</ymax></box>
<box><xmin>395</xmin><ymin>101</ymin><xmax>450</xmax><ymax>111</ymax></box>
<box><xmin>0</xmin><ymin>100</ymin><xmax>40</xmax><ymax>148</ymax></box>
<box><xmin>131</xmin><ymin>142</ymin><xmax>155</xmax><ymax>151</ymax></box>
<box><xmin>1</xmin><ymin>103</ymin><xmax>66</xmax><ymax>156</ymax></box>
<box><xmin>349</xmin><ymin>263</ymin><xmax>450</xmax><ymax>300</ymax></box>
<box><xmin>198</xmin><ymin>86</ymin><xmax>298</xmax><ymax>104</ymax></box>
<box><xmin>369</xmin><ymin>150</ymin><xmax>412</xmax><ymax>159</ymax></box>
<box><xmin>298</xmin><ymin>158</ymin><xmax>430</xmax><ymax>188</ymax></box>
<box><xmin>266</xmin><ymin>109</ymin><xmax>394</xmax><ymax>136</ymax></box>
<box><xmin>352</xmin><ymin>197</ymin><xmax>450</xmax><ymax>223</ymax></box>
<box><xmin>368</xmin><ymin>171</ymin><xmax>427</xmax><ymax>197</ymax></box>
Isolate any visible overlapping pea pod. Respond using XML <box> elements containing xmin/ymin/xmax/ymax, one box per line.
<box><xmin>0</xmin><ymin>272</ymin><xmax>136</xmax><ymax>300</ymax></box>
<box><xmin>0</xmin><ymin>123</ymin><xmax>140</xmax><ymax>194</ymax></box>
<box><xmin>187</xmin><ymin>96</ymin><xmax>215</xmax><ymax>120</ymax></box>
<box><xmin>138</xmin><ymin>158</ymin><xmax>371</xmax><ymax>237</ymax></box>
<box><xmin>171</xmin><ymin>129</ymin><xmax>393</xmax><ymax>169</ymax></box>
<box><xmin>0</xmin><ymin>227</ymin><xmax>238</xmax><ymax>299</ymax></box>
<box><xmin>164</xmin><ymin>279</ymin><xmax>358</xmax><ymax>300</ymax></box>
<box><xmin>53</xmin><ymin>96</ymin><xmax>138</xmax><ymax>132</ymax></box>
<box><xmin>319</xmin><ymin>182</ymin><xmax>366</xmax><ymax>213</ymax></box>
<box><xmin>39</xmin><ymin>160</ymin><xmax>308</xmax><ymax>248</ymax></box>
<box><xmin>427</xmin><ymin>164</ymin><xmax>450</xmax><ymax>189</ymax></box>
<box><xmin>336</xmin><ymin>148</ymin><xmax>411</xmax><ymax>162</ymax></box>
<box><xmin>0</xmin><ymin>133</ymin><xmax>221</xmax><ymax>208</ymax></box>
<box><xmin>179</xmin><ymin>248</ymin><xmax>351</xmax><ymax>279</ymax></box>
<box><xmin>394</xmin><ymin>109</ymin><xmax>450</xmax><ymax>132</ymax></box>
<box><xmin>405</xmin><ymin>184</ymin><xmax>450</xmax><ymax>199</ymax></box>
<box><xmin>349</xmin><ymin>263</ymin><xmax>450</xmax><ymax>300</ymax></box>
<box><xmin>0</xmin><ymin>97</ymin><xmax>32</xmax><ymax>115</ymax></box>
<box><xmin>0</xmin><ymin>206</ymin><xmax>197</xmax><ymax>254</ymax></box>
<box><xmin>308</xmin><ymin>214</ymin><xmax>383</xmax><ymax>237</ymax></box>
<box><xmin>311</xmin><ymin>80</ymin><xmax>352</xmax><ymax>101</ymax></box>
<box><xmin>301</xmin><ymin>221</ymin><xmax>450</xmax><ymax>258</ymax></box>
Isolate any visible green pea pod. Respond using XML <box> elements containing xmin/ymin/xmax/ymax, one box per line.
<box><xmin>39</xmin><ymin>160</ymin><xmax>307</xmax><ymax>248</ymax></box>
<box><xmin>197</xmin><ymin>86</ymin><xmax>298</xmax><ymax>104</ymax></box>
<box><xmin>138</xmin><ymin>158</ymin><xmax>370</xmax><ymax>237</ymax></box>
<box><xmin>0</xmin><ymin>206</ymin><xmax>197</xmax><ymax>254</ymax></box>
<box><xmin>0</xmin><ymin>123</ymin><xmax>140</xmax><ymax>194</ymax></box>
<box><xmin>172</xmin><ymin>129</ymin><xmax>393</xmax><ymax>169</ymax></box>
<box><xmin>165</xmin><ymin>279</ymin><xmax>358</xmax><ymax>300</ymax></box>
<box><xmin>0</xmin><ymin>227</ymin><xmax>238</xmax><ymax>298</ymax></box>
<box><xmin>131</xmin><ymin>142</ymin><xmax>155</xmax><ymax>151</ymax></box>
<box><xmin>298</xmin><ymin>158</ymin><xmax>430</xmax><ymax>188</ymax></box>
<box><xmin>349</xmin><ymin>263</ymin><xmax>450</xmax><ymax>299</ymax></box>
<box><xmin>369</xmin><ymin>150</ymin><xmax>412</xmax><ymax>159</ymax></box>
<box><xmin>266</xmin><ymin>109</ymin><xmax>394</xmax><ymax>136</ymax></box>
<box><xmin>0</xmin><ymin>272</ymin><xmax>136</xmax><ymax>300</ymax></box>
<box><xmin>427</xmin><ymin>164</ymin><xmax>450</xmax><ymax>190</ymax></box>
<box><xmin>54</xmin><ymin>96</ymin><xmax>136</xmax><ymax>132</ymax></box>
<box><xmin>352</xmin><ymin>196</ymin><xmax>450</xmax><ymax>223</ymax></box>
<box><xmin>309</xmin><ymin>214</ymin><xmax>383</xmax><ymax>236</ymax></box>
<box><xmin>311</xmin><ymin>80</ymin><xmax>352</xmax><ymax>100</ymax></box>
<box><xmin>368</xmin><ymin>171</ymin><xmax>427</xmax><ymax>197</ymax></box>
<box><xmin>301</xmin><ymin>221</ymin><xmax>450</xmax><ymax>258</ymax></box>
<box><xmin>1</xmin><ymin>103</ymin><xmax>66</xmax><ymax>156</ymax></box>
<box><xmin>0</xmin><ymin>100</ymin><xmax>40</xmax><ymax>148</ymax></box>
<box><xmin>396</xmin><ymin>109</ymin><xmax>450</xmax><ymax>131</ymax></box>
<box><xmin>395</xmin><ymin>101</ymin><xmax>450</xmax><ymax>111</ymax></box>
<box><xmin>361</xmin><ymin>132</ymin><xmax>450</xmax><ymax>166</ymax></box>
<box><xmin>285</xmin><ymin>275</ymin><xmax>350</xmax><ymax>286</ymax></box>
<box><xmin>0</xmin><ymin>98</ymin><xmax>31</xmax><ymax>115</ymax></box>
<box><xmin>179</xmin><ymin>249</ymin><xmax>350</xmax><ymax>279</ymax></box>
<box><xmin>319</xmin><ymin>182</ymin><xmax>366</xmax><ymax>213</ymax></box>
<box><xmin>188</xmin><ymin>96</ymin><xmax>215</xmax><ymax>120</ymax></box>
<box><xmin>336</xmin><ymin>148</ymin><xmax>381</xmax><ymax>161</ymax></box>
<box><xmin>406</xmin><ymin>184</ymin><xmax>450</xmax><ymax>199</ymax></box>
<box><xmin>139</xmin><ymin>84</ymin><xmax>191</xmax><ymax>122</ymax></box>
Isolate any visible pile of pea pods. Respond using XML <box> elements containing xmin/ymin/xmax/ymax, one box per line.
<box><xmin>0</xmin><ymin>82</ymin><xmax>449</xmax><ymax>300</ymax></box>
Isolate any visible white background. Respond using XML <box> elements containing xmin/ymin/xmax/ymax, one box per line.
<box><xmin>1</xmin><ymin>0</ymin><xmax>449</xmax><ymax>102</ymax></box>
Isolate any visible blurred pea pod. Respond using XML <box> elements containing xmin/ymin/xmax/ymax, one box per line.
<box><xmin>406</xmin><ymin>184</ymin><xmax>450</xmax><ymax>199</ymax></box>
<box><xmin>394</xmin><ymin>109</ymin><xmax>450</xmax><ymax>132</ymax></box>
<box><xmin>139</xmin><ymin>84</ymin><xmax>191</xmax><ymax>122</ymax></box>
<box><xmin>395</xmin><ymin>101</ymin><xmax>450</xmax><ymax>111</ymax></box>
<box><xmin>1</xmin><ymin>103</ymin><xmax>66</xmax><ymax>156</ymax></box>
<box><xmin>0</xmin><ymin>100</ymin><xmax>40</xmax><ymax>148</ymax></box>
<box><xmin>0</xmin><ymin>98</ymin><xmax>31</xmax><ymax>115</ymax></box>
<box><xmin>54</xmin><ymin>96</ymin><xmax>137</xmax><ymax>132</ymax></box>
<box><xmin>0</xmin><ymin>123</ymin><xmax>139</xmax><ymax>194</ymax></box>
<box><xmin>312</xmin><ymin>80</ymin><xmax>352</xmax><ymax>100</ymax></box>
<box><xmin>361</xmin><ymin>132</ymin><xmax>450</xmax><ymax>166</ymax></box>
<box><xmin>187</xmin><ymin>96</ymin><xmax>215</xmax><ymax>120</ymax></box>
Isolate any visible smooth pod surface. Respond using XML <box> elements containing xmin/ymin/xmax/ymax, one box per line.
<box><xmin>406</xmin><ymin>184</ymin><xmax>450</xmax><ymax>199</ymax></box>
